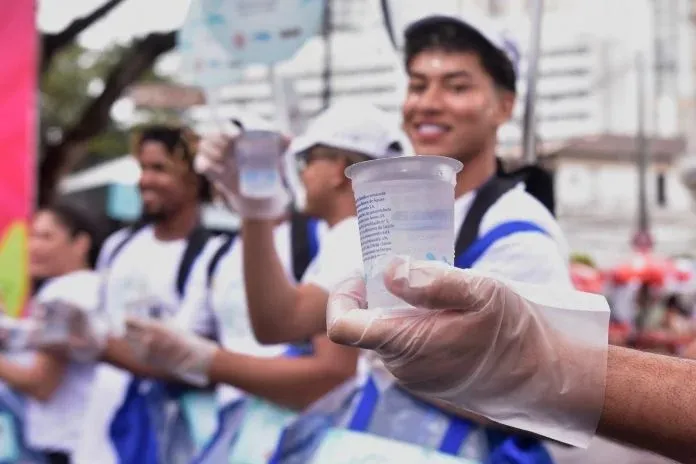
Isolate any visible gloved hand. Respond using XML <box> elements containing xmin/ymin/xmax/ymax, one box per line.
<box><xmin>0</xmin><ymin>302</ymin><xmax>108</xmax><ymax>362</ymax></box>
<box><xmin>0</xmin><ymin>314</ymin><xmax>41</xmax><ymax>352</ymax></box>
<box><xmin>326</xmin><ymin>256</ymin><xmax>610</xmax><ymax>448</ymax></box>
<box><xmin>31</xmin><ymin>301</ymin><xmax>109</xmax><ymax>362</ymax></box>
<box><xmin>195</xmin><ymin>128</ymin><xmax>291</xmax><ymax>220</ymax></box>
<box><xmin>124</xmin><ymin>316</ymin><xmax>218</xmax><ymax>387</ymax></box>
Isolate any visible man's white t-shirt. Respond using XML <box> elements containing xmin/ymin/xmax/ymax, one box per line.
<box><xmin>301</xmin><ymin>216</ymin><xmax>371</xmax><ymax>385</ymax></box>
<box><xmin>454</xmin><ymin>183</ymin><xmax>572</xmax><ymax>286</ymax></box>
<box><xmin>99</xmin><ymin>227</ymin><xmax>187</xmax><ymax>322</ymax></box>
<box><xmin>301</xmin><ymin>217</ymin><xmax>363</xmax><ymax>292</ymax></box>
<box><xmin>26</xmin><ymin>270</ymin><xmax>101</xmax><ymax>454</ymax></box>
<box><xmin>176</xmin><ymin>222</ymin><xmax>302</xmax><ymax>407</ymax></box>
<box><xmin>74</xmin><ymin>226</ymin><xmax>220</xmax><ymax>464</ymax></box>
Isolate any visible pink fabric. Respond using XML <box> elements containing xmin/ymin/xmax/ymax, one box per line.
<box><xmin>0</xmin><ymin>1</ymin><xmax>36</xmax><ymax>316</ymax></box>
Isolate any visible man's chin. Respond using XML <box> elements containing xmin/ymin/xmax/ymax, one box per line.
<box><xmin>412</xmin><ymin>145</ymin><xmax>452</xmax><ymax>158</ymax></box>
<box><xmin>140</xmin><ymin>209</ymin><xmax>168</xmax><ymax>222</ymax></box>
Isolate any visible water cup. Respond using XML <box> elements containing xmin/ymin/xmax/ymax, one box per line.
<box><xmin>37</xmin><ymin>301</ymin><xmax>72</xmax><ymax>344</ymax></box>
<box><xmin>234</xmin><ymin>130</ymin><xmax>284</xmax><ymax>199</ymax></box>
<box><xmin>345</xmin><ymin>156</ymin><xmax>463</xmax><ymax>310</ymax></box>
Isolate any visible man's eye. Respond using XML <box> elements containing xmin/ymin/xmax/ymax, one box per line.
<box><xmin>448</xmin><ymin>83</ymin><xmax>471</xmax><ymax>93</ymax></box>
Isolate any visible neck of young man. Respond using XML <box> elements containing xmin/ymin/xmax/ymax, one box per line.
<box><xmin>323</xmin><ymin>194</ymin><xmax>356</xmax><ymax>228</ymax></box>
<box><xmin>60</xmin><ymin>260</ymin><xmax>89</xmax><ymax>276</ymax></box>
<box><xmin>454</xmin><ymin>144</ymin><xmax>497</xmax><ymax>200</ymax></box>
<box><xmin>153</xmin><ymin>203</ymin><xmax>201</xmax><ymax>241</ymax></box>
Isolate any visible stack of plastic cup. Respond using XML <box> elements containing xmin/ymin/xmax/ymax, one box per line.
<box><xmin>346</xmin><ymin>156</ymin><xmax>463</xmax><ymax>310</ymax></box>
<box><xmin>235</xmin><ymin>130</ymin><xmax>284</xmax><ymax>199</ymax></box>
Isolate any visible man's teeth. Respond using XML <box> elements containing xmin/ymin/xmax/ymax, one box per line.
<box><xmin>418</xmin><ymin>124</ymin><xmax>447</xmax><ymax>135</ymax></box>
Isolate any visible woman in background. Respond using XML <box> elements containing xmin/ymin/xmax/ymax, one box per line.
<box><xmin>0</xmin><ymin>202</ymin><xmax>104</xmax><ymax>464</ymax></box>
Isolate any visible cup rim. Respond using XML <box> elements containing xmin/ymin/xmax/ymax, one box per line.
<box><xmin>345</xmin><ymin>155</ymin><xmax>463</xmax><ymax>181</ymax></box>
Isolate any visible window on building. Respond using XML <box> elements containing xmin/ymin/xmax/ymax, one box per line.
<box><xmin>657</xmin><ymin>172</ymin><xmax>667</xmax><ymax>207</ymax></box>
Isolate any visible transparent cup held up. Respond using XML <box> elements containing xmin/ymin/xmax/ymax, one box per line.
<box><xmin>234</xmin><ymin>130</ymin><xmax>284</xmax><ymax>199</ymax></box>
<box><xmin>346</xmin><ymin>155</ymin><xmax>463</xmax><ymax>310</ymax></box>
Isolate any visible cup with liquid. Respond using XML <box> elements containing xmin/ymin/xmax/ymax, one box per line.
<box><xmin>346</xmin><ymin>156</ymin><xmax>462</xmax><ymax>310</ymax></box>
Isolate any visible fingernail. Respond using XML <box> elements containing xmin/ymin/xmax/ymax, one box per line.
<box><xmin>391</xmin><ymin>255</ymin><xmax>410</xmax><ymax>283</ymax></box>
<box><xmin>389</xmin><ymin>256</ymin><xmax>439</xmax><ymax>291</ymax></box>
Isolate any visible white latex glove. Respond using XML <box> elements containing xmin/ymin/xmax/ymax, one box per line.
<box><xmin>0</xmin><ymin>314</ymin><xmax>42</xmax><ymax>352</ymax></box>
<box><xmin>124</xmin><ymin>316</ymin><xmax>218</xmax><ymax>387</ymax></box>
<box><xmin>326</xmin><ymin>256</ymin><xmax>610</xmax><ymax>448</ymax></box>
<box><xmin>195</xmin><ymin>130</ymin><xmax>291</xmax><ymax>219</ymax></box>
<box><xmin>31</xmin><ymin>301</ymin><xmax>109</xmax><ymax>362</ymax></box>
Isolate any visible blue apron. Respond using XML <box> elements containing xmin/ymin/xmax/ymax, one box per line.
<box><xmin>0</xmin><ymin>382</ymin><xmax>46</xmax><ymax>464</ymax></box>
<box><xmin>315</xmin><ymin>220</ymin><xmax>555</xmax><ymax>464</ymax></box>
<box><xmin>109</xmin><ymin>377</ymin><xmax>219</xmax><ymax>464</ymax></box>
<box><xmin>194</xmin><ymin>342</ymin><xmax>355</xmax><ymax>464</ymax></box>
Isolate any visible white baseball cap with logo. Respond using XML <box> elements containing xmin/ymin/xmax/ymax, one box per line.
<box><xmin>284</xmin><ymin>101</ymin><xmax>405</xmax><ymax>211</ymax></box>
<box><xmin>286</xmin><ymin>101</ymin><xmax>404</xmax><ymax>161</ymax></box>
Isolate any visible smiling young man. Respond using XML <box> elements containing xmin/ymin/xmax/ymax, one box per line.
<box><xmin>319</xmin><ymin>14</ymin><xmax>574</xmax><ymax>462</ymax></box>
<box><xmin>73</xmin><ymin>126</ymin><xmax>220</xmax><ymax>464</ymax></box>
<box><xmin>401</xmin><ymin>15</ymin><xmax>570</xmax><ymax>286</ymax></box>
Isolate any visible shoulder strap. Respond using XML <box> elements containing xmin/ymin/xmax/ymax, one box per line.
<box><xmin>176</xmin><ymin>226</ymin><xmax>212</xmax><ymax>299</ymax></box>
<box><xmin>206</xmin><ymin>233</ymin><xmax>238</xmax><ymax>288</ymax></box>
<box><xmin>105</xmin><ymin>222</ymin><xmax>149</xmax><ymax>268</ymax></box>
<box><xmin>455</xmin><ymin>220</ymin><xmax>549</xmax><ymax>269</ymax></box>
<box><xmin>454</xmin><ymin>176</ymin><xmax>519</xmax><ymax>259</ymax></box>
<box><xmin>290</xmin><ymin>211</ymin><xmax>320</xmax><ymax>282</ymax></box>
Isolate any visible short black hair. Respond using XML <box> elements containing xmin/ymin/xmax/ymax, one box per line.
<box><xmin>41</xmin><ymin>201</ymin><xmax>106</xmax><ymax>269</ymax></box>
<box><xmin>404</xmin><ymin>17</ymin><xmax>516</xmax><ymax>93</ymax></box>
<box><xmin>133</xmin><ymin>125</ymin><xmax>212</xmax><ymax>202</ymax></box>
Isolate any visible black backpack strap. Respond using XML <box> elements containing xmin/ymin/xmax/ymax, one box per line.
<box><xmin>514</xmin><ymin>165</ymin><xmax>556</xmax><ymax>216</ymax></box>
<box><xmin>176</xmin><ymin>226</ymin><xmax>212</xmax><ymax>299</ymax></box>
<box><xmin>454</xmin><ymin>176</ymin><xmax>519</xmax><ymax>258</ymax></box>
<box><xmin>290</xmin><ymin>211</ymin><xmax>320</xmax><ymax>282</ymax></box>
<box><xmin>206</xmin><ymin>233</ymin><xmax>238</xmax><ymax>288</ymax></box>
<box><xmin>105</xmin><ymin>221</ymin><xmax>149</xmax><ymax>268</ymax></box>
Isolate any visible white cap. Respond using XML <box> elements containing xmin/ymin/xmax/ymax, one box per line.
<box><xmin>404</xmin><ymin>13</ymin><xmax>520</xmax><ymax>78</ymax></box>
<box><xmin>286</xmin><ymin>102</ymin><xmax>403</xmax><ymax>160</ymax></box>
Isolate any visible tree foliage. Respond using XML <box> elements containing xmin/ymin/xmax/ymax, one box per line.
<box><xmin>38</xmin><ymin>0</ymin><xmax>177</xmax><ymax>205</ymax></box>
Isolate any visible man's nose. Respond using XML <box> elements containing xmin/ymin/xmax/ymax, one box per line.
<box><xmin>138</xmin><ymin>170</ymin><xmax>156</xmax><ymax>189</ymax></box>
<box><xmin>415</xmin><ymin>85</ymin><xmax>446</xmax><ymax>112</ymax></box>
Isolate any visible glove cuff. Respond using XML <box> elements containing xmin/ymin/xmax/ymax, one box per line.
<box><xmin>172</xmin><ymin>335</ymin><xmax>219</xmax><ymax>387</ymax></box>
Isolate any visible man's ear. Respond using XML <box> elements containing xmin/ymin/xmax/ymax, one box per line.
<box><xmin>73</xmin><ymin>232</ymin><xmax>91</xmax><ymax>263</ymax></box>
<box><xmin>494</xmin><ymin>89</ymin><xmax>516</xmax><ymax>126</ymax></box>
<box><xmin>331</xmin><ymin>158</ymin><xmax>351</xmax><ymax>189</ymax></box>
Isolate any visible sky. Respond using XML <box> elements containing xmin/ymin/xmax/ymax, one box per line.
<box><xmin>38</xmin><ymin>0</ymin><xmax>193</xmax><ymax>49</ymax></box>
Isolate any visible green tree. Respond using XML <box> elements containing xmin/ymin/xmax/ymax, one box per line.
<box><xmin>40</xmin><ymin>43</ymin><xmax>173</xmax><ymax>170</ymax></box>
<box><xmin>39</xmin><ymin>0</ymin><xmax>177</xmax><ymax>205</ymax></box>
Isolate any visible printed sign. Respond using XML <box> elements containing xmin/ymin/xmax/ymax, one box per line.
<box><xmin>199</xmin><ymin>0</ymin><xmax>326</xmax><ymax>66</ymax></box>
<box><xmin>178</xmin><ymin>0</ymin><xmax>244</xmax><ymax>89</ymax></box>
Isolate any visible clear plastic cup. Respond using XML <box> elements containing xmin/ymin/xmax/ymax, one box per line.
<box><xmin>345</xmin><ymin>156</ymin><xmax>463</xmax><ymax>310</ymax></box>
<box><xmin>234</xmin><ymin>130</ymin><xmax>284</xmax><ymax>199</ymax></box>
<box><xmin>37</xmin><ymin>301</ymin><xmax>72</xmax><ymax>345</ymax></box>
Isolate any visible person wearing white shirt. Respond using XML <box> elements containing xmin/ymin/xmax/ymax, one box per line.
<box><xmin>0</xmin><ymin>202</ymin><xmax>104</xmax><ymax>464</ymax></box>
<box><xmin>73</xmin><ymin>126</ymin><xmax>219</xmax><ymax>464</ymax></box>
<box><xmin>125</xmin><ymin>108</ymin><xmax>401</xmax><ymax>462</ymax></box>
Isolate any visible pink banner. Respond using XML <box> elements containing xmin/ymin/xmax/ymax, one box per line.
<box><xmin>0</xmin><ymin>1</ymin><xmax>36</xmax><ymax>317</ymax></box>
